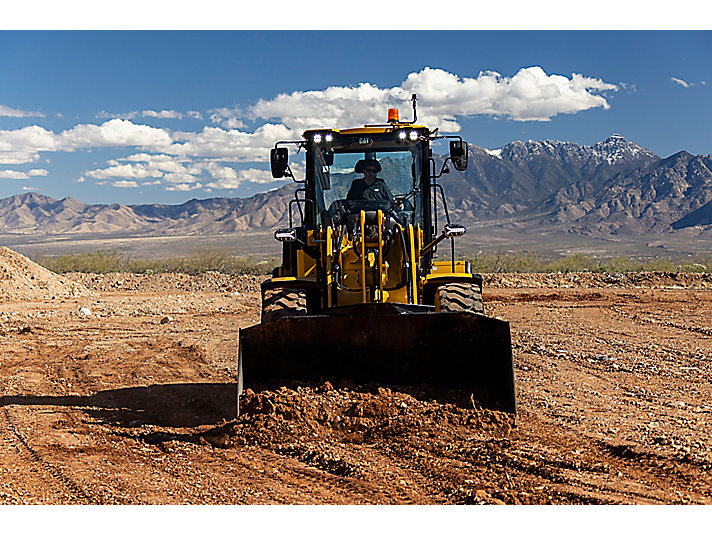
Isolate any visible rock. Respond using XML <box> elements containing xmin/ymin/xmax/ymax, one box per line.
<box><xmin>77</xmin><ymin>307</ymin><xmax>92</xmax><ymax>316</ymax></box>
<box><xmin>160</xmin><ymin>316</ymin><xmax>172</xmax><ymax>324</ymax></box>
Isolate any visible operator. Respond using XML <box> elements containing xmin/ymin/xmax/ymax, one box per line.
<box><xmin>346</xmin><ymin>159</ymin><xmax>395</xmax><ymax>203</ymax></box>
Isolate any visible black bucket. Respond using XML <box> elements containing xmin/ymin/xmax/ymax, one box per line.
<box><xmin>238</xmin><ymin>303</ymin><xmax>516</xmax><ymax>414</ymax></box>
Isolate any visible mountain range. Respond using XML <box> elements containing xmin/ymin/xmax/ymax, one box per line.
<box><xmin>2</xmin><ymin>134</ymin><xmax>711</xmax><ymax>238</ymax></box>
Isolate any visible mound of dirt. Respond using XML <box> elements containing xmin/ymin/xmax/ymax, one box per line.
<box><xmin>0</xmin><ymin>247</ymin><xmax>93</xmax><ymax>301</ymax></box>
<box><xmin>484</xmin><ymin>271</ymin><xmax>712</xmax><ymax>289</ymax></box>
<box><xmin>64</xmin><ymin>272</ymin><xmax>264</xmax><ymax>293</ymax></box>
<box><xmin>195</xmin><ymin>384</ymin><xmax>517</xmax><ymax>502</ymax></box>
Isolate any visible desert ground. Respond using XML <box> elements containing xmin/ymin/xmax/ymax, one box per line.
<box><xmin>1</xmin><ymin>246</ymin><xmax>711</xmax><ymax>504</ymax></box>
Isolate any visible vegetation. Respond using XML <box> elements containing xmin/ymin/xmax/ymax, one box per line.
<box><xmin>35</xmin><ymin>248</ymin><xmax>279</xmax><ymax>276</ymax></box>
<box><xmin>34</xmin><ymin>248</ymin><xmax>712</xmax><ymax>275</ymax></box>
<box><xmin>466</xmin><ymin>250</ymin><xmax>712</xmax><ymax>274</ymax></box>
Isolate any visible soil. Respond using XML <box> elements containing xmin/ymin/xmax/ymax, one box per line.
<box><xmin>1</xmin><ymin>251</ymin><xmax>711</xmax><ymax>504</ymax></box>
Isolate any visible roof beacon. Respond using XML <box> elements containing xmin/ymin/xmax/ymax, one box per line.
<box><xmin>387</xmin><ymin>108</ymin><xmax>399</xmax><ymax>123</ymax></box>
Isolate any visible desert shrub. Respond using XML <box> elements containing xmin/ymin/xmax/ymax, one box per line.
<box><xmin>37</xmin><ymin>250</ymin><xmax>131</xmax><ymax>274</ymax></box>
<box><xmin>36</xmin><ymin>247</ymin><xmax>278</xmax><ymax>275</ymax></box>
<box><xmin>468</xmin><ymin>250</ymin><xmax>545</xmax><ymax>273</ymax></box>
<box><xmin>465</xmin><ymin>251</ymin><xmax>710</xmax><ymax>274</ymax></box>
<box><xmin>545</xmin><ymin>254</ymin><xmax>601</xmax><ymax>273</ymax></box>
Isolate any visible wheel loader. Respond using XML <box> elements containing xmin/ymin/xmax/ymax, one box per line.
<box><xmin>238</xmin><ymin>96</ymin><xmax>516</xmax><ymax>414</ymax></box>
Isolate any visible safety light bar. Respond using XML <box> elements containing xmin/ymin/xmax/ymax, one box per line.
<box><xmin>311</xmin><ymin>131</ymin><xmax>335</xmax><ymax>144</ymax></box>
<box><xmin>274</xmin><ymin>228</ymin><xmax>297</xmax><ymax>242</ymax></box>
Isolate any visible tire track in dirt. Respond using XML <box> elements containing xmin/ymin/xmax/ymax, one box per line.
<box><xmin>1</xmin><ymin>406</ymin><xmax>105</xmax><ymax>504</ymax></box>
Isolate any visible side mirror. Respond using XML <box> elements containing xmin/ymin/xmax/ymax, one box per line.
<box><xmin>444</xmin><ymin>224</ymin><xmax>466</xmax><ymax>238</ymax></box>
<box><xmin>324</xmin><ymin>150</ymin><xmax>334</xmax><ymax>166</ymax></box>
<box><xmin>270</xmin><ymin>147</ymin><xmax>289</xmax><ymax>178</ymax></box>
<box><xmin>449</xmin><ymin>140</ymin><xmax>468</xmax><ymax>171</ymax></box>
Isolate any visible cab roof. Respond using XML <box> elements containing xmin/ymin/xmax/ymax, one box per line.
<box><xmin>302</xmin><ymin>123</ymin><xmax>430</xmax><ymax>138</ymax></box>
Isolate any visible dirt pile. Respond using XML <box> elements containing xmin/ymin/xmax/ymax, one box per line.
<box><xmin>64</xmin><ymin>272</ymin><xmax>264</xmax><ymax>293</ymax></box>
<box><xmin>484</xmin><ymin>271</ymin><xmax>712</xmax><ymax>289</ymax></box>
<box><xmin>0</xmin><ymin>247</ymin><xmax>92</xmax><ymax>301</ymax></box>
<box><xmin>64</xmin><ymin>271</ymin><xmax>712</xmax><ymax>294</ymax></box>
<box><xmin>196</xmin><ymin>384</ymin><xmax>526</xmax><ymax>504</ymax></box>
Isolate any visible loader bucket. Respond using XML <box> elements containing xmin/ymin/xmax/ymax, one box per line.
<box><xmin>237</xmin><ymin>303</ymin><xmax>516</xmax><ymax>414</ymax></box>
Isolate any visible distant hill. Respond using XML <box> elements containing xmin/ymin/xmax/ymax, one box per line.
<box><xmin>1</xmin><ymin>135</ymin><xmax>711</xmax><ymax>238</ymax></box>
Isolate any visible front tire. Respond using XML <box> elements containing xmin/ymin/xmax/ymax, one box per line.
<box><xmin>435</xmin><ymin>283</ymin><xmax>484</xmax><ymax>314</ymax></box>
<box><xmin>261</xmin><ymin>288</ymin><xmax>308</xmax><ymax>323</ymax></box>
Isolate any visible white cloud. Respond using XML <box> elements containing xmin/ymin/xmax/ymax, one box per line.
<box><xmin>0</xmin><ymin>169</ymin><xmax>30</xmax><ymax>179</ymax></box>
<box><xmin>165</xmin><ymin>182</ymin><xmax>202</xmax><ymax>192</ymax></box>
<box><xmin>204</xmin><ymin>167</ymin><xmax>273</xmax><ymax>189</ymax></box>
<box><xmin>209</xmin><ymin>107</ymin><xmax>247</xmax><ymax>129</ymax></box>
<box><xmin>187</xmin><ymin>111</ymin><xmax>203</xmax><ymax>120</ymax></box>
<box><xmin>21</xmin><ymin>186</ymin><xmax>38</xmax><ymax>191</ymax></box>
<box><xmin>97</xmin><ymin>111</ymin><xmax>139</xmax><ymax>120</ymax></box>
<box><xmin>670</xmin><ymin>78</ymin><xmax>694</xmax><ymax>87</ymax></box>
<box><xmin>113</xmin><ymin>180</ymin><xmax>139</xmax><ymax>188</ymax></box>
<box><xmin>0</xmin><ymin>125</ymin><xmax>59</xmax><ymax>163</ymax></box>
<box><xmin>85</xmin><ymin>163</ymin><xmax>164</xmax><ymax>180</ymax></box>
<box><xmin>60</xmin><ymin>119</ymin><xmax>172</xmax><ymax>150</ymax></box>
<box><xmin>671</xmin><ymin>77</ymin><xmax>693</xmax><ymax>88</ymax></box>
<box><xmin>0</xmin><ymin>119</ymin><xmax>172</xmax><ymax>164</ymax></box>
<box><xmin>143</xmin><ymin>109</ymin><xmax>183</xmax><ymax>119</ymax></box>
<box><xmin>0</xmin><ymin>104</ymin><xmax>45</xmax><ymax>118</ymax></box>
<box><xmin>249</xmin><ymin>66</ymin><xmax>618</xmax><ymax>130</ymax></box>
<box><xmin>0</xmin><ymin>167</ymin><xmax>46</xmax><ymax>180</ymax></box>
<box><xmin>167</xmin><ymin>123</ymin><xmax>295</xmax><ymax>161</ymax></box>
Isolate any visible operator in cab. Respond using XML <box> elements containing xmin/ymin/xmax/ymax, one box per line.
<box><xmin>347</xmin><ymin>159</ymin><xmax>394</xmax><ymax>203</ymax></box>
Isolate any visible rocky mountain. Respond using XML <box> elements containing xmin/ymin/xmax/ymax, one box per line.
<box><xmin>0</xmin><ymin>135</ymin><xmax>710</xmax><ymax>238</ymax></box>
<box><xmin>439</xmin><ymin>134</ymin><xmax>660</xmax><ymax>220</ymax></box>
<box><xmin>0</xmin><ymin>186</ymin><xmax>297</xmax><ymax>236</ymax></box>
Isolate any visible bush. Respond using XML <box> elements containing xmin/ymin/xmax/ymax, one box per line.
<box><xmin>464</xmin><ymin>251</ymin><xmax>712</xmax><ymax>273</ymax></box>
<box><xmin>36</xmin><ymin>247</ymin><xmax>279</xmax><ymax>276</ymax></box>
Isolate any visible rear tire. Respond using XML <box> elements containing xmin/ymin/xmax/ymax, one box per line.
<box><xmin>436</xmin><ymin>283</ymin><xmax>484</xmax><ymax>314</ymax></box>
<box><xmin>261</xmin><ymin>288</ymin><xmax>308</xmax><ymax>323</ymax></box>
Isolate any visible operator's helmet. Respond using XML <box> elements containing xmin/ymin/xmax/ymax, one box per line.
<box><xmin>354</xmin><ymin>159</ymin><xmax>381</xmax><ymax>173</ymax></box>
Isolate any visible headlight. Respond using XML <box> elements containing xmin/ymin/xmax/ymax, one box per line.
<box><xmin>409</xmin><ymin>130</ymin><xmax>419</xmax><ymax>140</ymax></box>
<box><xmin>398</xmin><ymin>131</ymin><xmax>407</xmax><ymax>140</ymax></box>
<box><xmin>313</xmin><ymin>133</ymin><xmax>322</xmax><ymax>143</ymax></box>
<box><xmin>324</xmin><ymin>133</ymin><xmax>333</xmax><ymax>143</ymax></box>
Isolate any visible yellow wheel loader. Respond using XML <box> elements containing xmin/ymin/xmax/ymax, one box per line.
<box><xmin>238</xmin><ymin>96</ymin><xmax>516</xmax><ymax>414</ymax></box>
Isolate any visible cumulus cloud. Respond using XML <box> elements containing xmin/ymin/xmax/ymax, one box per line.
<box><xmin>113</xmin><ymin>180</ymin><xmax>139</xmax><ymax>188</ymax></box>
<box><xmin>0</xmin><ymin>167</ymin><xmax>45</xmax><ymax>180</ymax></box>
<box><xmin>0</xmin><ymin>169</ymin><xmax>30</xmax><ymax>179</ymax></box>
<box><xmin>143</xmin><ymin>109</ymin><xmax>183</xmax><ymax>119</ymax></box>
<box><xmin>0</xmin><ymin>120</ymin><xmax>172</xmax><ymax>164</ymax></box>
<box><xmin>166</xmin><ymin>182</ymin><xmax>202</xmax><ymax>192</ymax></box>
<box><xmin>85</xmin><ymin>163</ymin><xmax>164</xmax><ymax>181</ymax></box>
<box><xmin>99</xmin><ymin>110</ymin><xmax>197</xmax><ymax>120</ymax></box>
<box><xmin>60</xmin><ymin>119</ymin><xmax>172</xmax><ymax>150</ymax></box>
<box><xmin>0</xmin><ymin>104</ymin><xmax>45</xmax><ymax>118</ymax></box>
<box><xmin>671</xmin><ymin>77</ymin><xmax>693</xmax><ymax>88</ymax></box>
<box><xmin>167</xmin><ymin>123</ymin><xmax>295</xmax><ymax>161</ymax></box>
<box><xmin>204</xmin><ymin>167</ymin><xmax>274</xmax><ymax>190</ymax></box>
<box><xmin>209</xmin><ymin>107</ymin><xmax>247</xmax><ymax>129</ymax></box>
<box><xmin>249</xmin><ymin>66</ymin><xmax>618</xmax><ymax>130</ymax></box>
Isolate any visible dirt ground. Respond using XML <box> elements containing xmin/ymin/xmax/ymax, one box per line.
<box><xmin>1</xmin><ymin>247</ymin><xmax>711</xmax><ymax>504</ymax></box>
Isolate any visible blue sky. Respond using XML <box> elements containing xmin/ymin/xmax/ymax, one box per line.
<box><xmin>0</xmin><ymin>29</ymin><xmax>710</xmax><ymax>205</ymax></box>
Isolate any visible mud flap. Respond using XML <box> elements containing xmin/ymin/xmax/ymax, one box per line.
<box><xmin>237</xmin><ymin>303</ymin><xmax>516</xmax><ymax>414</ymax></box>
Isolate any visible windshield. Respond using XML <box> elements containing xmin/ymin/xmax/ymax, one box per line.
<box><xmin>314</xmin><ymin>146</ymin><xmax>422</xmax><ymax>227</ymax></box>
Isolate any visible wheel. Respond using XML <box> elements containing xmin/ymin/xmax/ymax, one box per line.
<box><xmin>435</xmin><ymin>283</ymin><xmax>484</xmax><ymax>314</ymax></box>
<box><xmin>261</xmin><ymin>288</ymin><xmax>308</xmax><ymax>323</ymax></box>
